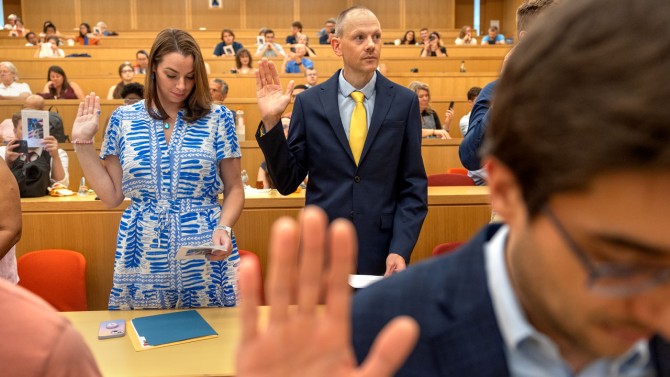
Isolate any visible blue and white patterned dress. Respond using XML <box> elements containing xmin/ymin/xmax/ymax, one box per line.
<box><xmin>101</xmin><ymin>101</ymin><xmax>241</xmax><ymax>310</ymax></box>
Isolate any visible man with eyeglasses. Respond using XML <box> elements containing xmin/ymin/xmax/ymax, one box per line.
<box><xmin>235</xmin><ymin>0</ymin><xmax>670</xmax><ymax>375</ymax></box>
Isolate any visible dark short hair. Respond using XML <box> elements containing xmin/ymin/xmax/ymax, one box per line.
<box><xmin>145</xmin><ymin>29</ymin><xmax>211</xmax><ymax>122</ymax></box>
<box><xmin>291</xmin><ymin>21</ymin><xmax>303</xmax><ymax>31</ymax></box>
<box><xmin>488</xmin><ymin>26</ymin><xmax>499</xmax><ymax>32</ymax></box>
<box><xmin>482</xmin><ymin>0</ymin><xmax>670</xmax><ymax>218</ymax></box>
<box><xmin>264</xmin><ymin>29</ymin><xmax>275</xmax><ymax>37</ymax></box>
<box><xmin>120</xmin><ymin>82</ymin><xmax>144</xmax><ymax>99</ymax></box>
<box><xmin>293</xmin><ymin>84</ymin><xmax>308</xmax><ymax>91</ymax></box>
<box><xmin>24</xmin><ymin>31</ymin><xmax>36</xmax><ymax>41</ymax></box>
<box><xmin>516</xmin><ymin>0</ymin><xmax>558</xmax><ymax>33</ymax></box>
<box><xmin>467</xmin><ymin>86</ymin><xmax>482</xmax><ymax>101</ymax></box>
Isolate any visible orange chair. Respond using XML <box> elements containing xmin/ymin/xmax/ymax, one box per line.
<box><xmin>238</xmin><ymin>249</ymin><xmax>265</xmax><ymax>305</ymax></box>
<box><xmin>447</xmin><ymin>167</ymin><xmax>469</xmax><ymax>176</ymax></box>
<box><xmin>431</xmin><ymin>242</ymin><xmax>465</xmax><ymax>257</ymax></box>
<box><xmin>17</xmin><ymin>249</ymin><xmax>88</xmax><ymax>311</ymax></box>
<box><xmin>427</xmin><ymin>173</ymin><xmax>475</xmax><ymax>186</ymax></box>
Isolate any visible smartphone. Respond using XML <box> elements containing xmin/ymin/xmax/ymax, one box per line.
<box><xmin>14</xmin><ymin>140</ymin><xmax>28</xmax><ymax>154</ymax></box>
<box><xmin>448</xmin><ymin>101</ymin><xmax>455</xmax><ymax>110</ymax></box>
<box><xmin>98</xmin><ymin>320</ymin><xmax>126</xmax><ymax>339</ymax></box>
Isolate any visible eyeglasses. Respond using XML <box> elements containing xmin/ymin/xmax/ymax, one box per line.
<box><xmin>542</xmin><ymin>205</ymin><xmax>670</xmax><ymax>297</ymax></box>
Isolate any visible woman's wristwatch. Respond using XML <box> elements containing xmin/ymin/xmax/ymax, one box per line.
<box><xmin>214</xmin><ymin>225</ymin><xmax>232</xmax><ymax>238</ymax></box>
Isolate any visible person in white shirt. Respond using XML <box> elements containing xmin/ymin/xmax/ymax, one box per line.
<box><xmin>35</xmin><ymin>36</ymin><xmax>64</xmax><ymax>58</ymax></box>
<box><xmin>459</xmin><ymin>86</ymin><xmax>482</xmax><ymax>137</ymax></box>
<box><xmin>455</xmin><ymin>25</ymin><xmax>477</xmax><ymax>45</ymax></box>
<box><xmin>0</xmin><ymin>62</ymin><xmax>32</xmax><ymax>100</ymax></box>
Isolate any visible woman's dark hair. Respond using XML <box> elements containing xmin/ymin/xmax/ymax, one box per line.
<box><xmin>46</xmin><ymin>65</ymin><xmax>70</xmax><ymax>97</ymax></box>
<box><xmin>235</xmin><ymin>48</ymin><xmax>252</xmax><ymax>69</ymax></box>
<box><xmin>220</xmin><ymin>28</ymin><xmax>235</xmax><ymax>42</ymax></box>
<box><xmin>401</xmin><ymin>30</ymin><xmax>416</xmax><ymax>45</ymax></box>
<box><xmin>145</xmin><ymin>29</ymin><xmax>211</xmax><ymax>122</ymax></box>
<box><xmin>79</xmin><ymin>23</ymin><xmax>91</xmax><ymax>37</ymax></box>
<box><xmin>120</xmin><ymin>82</ymin><xmax>144</xmax><ymax>99</ymax></box>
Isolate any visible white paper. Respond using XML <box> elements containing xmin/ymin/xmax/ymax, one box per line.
<box><xmin>348</xmin><ymin>274</ymin><xmax>384</xmax><ymax>289</ymax></box>
<box><xmin>21</xmin><ymin>109</ymin><xmax>49</xmax><ymax>148</ymax></box>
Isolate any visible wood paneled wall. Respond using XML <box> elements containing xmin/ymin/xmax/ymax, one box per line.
<box><xmin>13</xmin><ymin>0</ymin><xmax>526</xmax><ymax>35</ymax></box>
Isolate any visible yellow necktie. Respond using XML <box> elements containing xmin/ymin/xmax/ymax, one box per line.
<box><xmin>349</xmin><ymin>91</ymin><xmax>367</xmax><ymax>165</ymax></box>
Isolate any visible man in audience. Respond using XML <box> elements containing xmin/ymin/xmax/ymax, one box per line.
<box><xmin>418</xmin><ymin>28</ymin><xmax>430</xmax><ymax>45</ymax></box>
<box><xmin>0</xmin><ymin>61</ymin><xmax>32</xmax><ymax>100</ymax></box>
<box><xmin>286</xmin><ymin>21</ymin><xmax>303</xmax><ymax>45</ymax></box>
<box><xmin>255</xmin><ymin>29</ymin><xmax>286</xmax><ymax>58</ymax></box>
<box><xmin>281</xmin><ymin>44</ymin><xmax>314</xmax><ymax>74</ymax></box>
<box><xmin>24</xmin><ymin>31</ymin><xmax>38</xmax><ymax>46</ymax></box>
<box><xmin>318</xmin><ymin>18</ymin><xmax>336</xmax><ymax>45</ymax></box>
<box><xmin>209</xmin><ymin>78</ymin><xmax>228</xmax><ymax>102</ymax></box>
<box><xmin>481</xmin><ymin>25</ymin><xmax>506</xmax><ymax>45</ymax></box>
<box><xmin>256</xmin><ymin>6</ymin><xmax>427</xmax><ymax>276</ymax></box>
<box><xmin>238</xmin><ymin>1</ymin><xmax>670</xmax><ymax>376</ymax></box>
<box><xmin>304</xmin><ymin>67</ymin><xmax>318</xmax><ymax>88</ymax></box>
<box><xmin>134</xmin><ymin>50</ymin><xmax>149</xmax><ymax>74</ymax></box>
<box><xmin>459</xmin><ymin>86</ymin><xmax>481</xmax><ymax>137</ymax></box>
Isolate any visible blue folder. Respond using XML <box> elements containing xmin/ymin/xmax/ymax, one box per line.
<box><xmin>131</xmin><ymin>310</ymin><xmax>218</xmax><ymax>346</ymax></box>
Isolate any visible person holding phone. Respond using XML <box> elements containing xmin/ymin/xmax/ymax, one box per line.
<box><xmin>408</xmin><ymin>81</ymin><xmax>452</xmax><ymax>139</ymax></box>
<box><xmin>420</xmin><ymin>31</ymin><xmax>447</xmax><ymax>57</ymax></box>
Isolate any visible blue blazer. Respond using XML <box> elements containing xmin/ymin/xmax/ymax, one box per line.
<box><xmin>352</xmin><ymin>224</ymin><xmax>670</xmax><ymax>376</ymax></box>
<box><xmin>256</xmin><ymin>71</ymin><xmax>428</xmax><ymax>275</ymax></box>
<box><xmin>459</xmin><ymin>80</ymin><xmax>497</xmax><ymax>171</ymax></box>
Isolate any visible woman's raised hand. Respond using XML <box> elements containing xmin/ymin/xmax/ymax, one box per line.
<box><xmin>72</xmin><ymin>92</ymin><xmax>100</xmax><ymax>141</ymax></box>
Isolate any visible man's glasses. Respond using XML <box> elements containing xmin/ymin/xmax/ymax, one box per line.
<box><xmin>542</xmin><ymin>205</ymin><xmax>670</xmax><ymax>297</ymax></box>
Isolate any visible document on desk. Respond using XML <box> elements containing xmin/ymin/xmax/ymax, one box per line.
<box><xmin>128</xmin><ymin>310</ymin><xmax>218</xmax><ymax>351</ymax></box>
<box><xmin>348</xmin><ymin>274</ymin><xmax>384</xmax><ymax>289</ymax></box>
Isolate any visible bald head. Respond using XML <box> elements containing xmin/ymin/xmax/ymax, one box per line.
<box><xmin>24</xmin><ymin>95</ymin><xmax>45</xmax><ymax>110</ymax></box>
<box><xmin>335</xmin><ymin>7</ymin><xmax>378</xmax><ymax>38</ymax></box>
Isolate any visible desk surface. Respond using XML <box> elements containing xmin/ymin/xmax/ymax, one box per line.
<box><xmin>63</xmin><ymin>307</ymin><xmax>248</xmax><ymax>377</ymax></box>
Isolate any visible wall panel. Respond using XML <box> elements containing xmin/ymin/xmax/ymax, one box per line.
<box><xmin>405</xmin><ymin>0</ymin><xmax>455</xmax><ymax>30</ymax></box>
<box><xmin>80</xmin><ymin>1</ymin><xmax>133</xmax><ymax>31</ymax></box>
<box><xmin>357</xmin><ymin>0</ymin><xmax>401</xmax><ymax>30</ymax></box>
<box><xmin>245</xmin><ymin>0</ymin><xmax>294</xmax><ymax>30</ymax></box>
<box><xmin>22</xmin><ymin>0</ymin><xmax>77</xmax><ymax>35</ymax></box>
<box><xmin>299</xmin><ymin>1</ymin><xmax>348</xmax><ymax>30</ymax></box>
<box><xmin>191</xmin><ymin>0</ymin><xmax>242</xmax><ymax>31</ymax></box>
<box><xmin>135</xmin><ymin>0</ymin><xmax>187</xmax><ymax>30</ymax></box>
<box><xmin>455</xmin><ymin>0</ymin><xmax>474</xmax><ymax>32</ymax></box>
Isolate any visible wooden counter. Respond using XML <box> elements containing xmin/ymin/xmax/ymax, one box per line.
<box><xmin>19</xmin><ymin>187</ymin><xmax>490</xmax><ymax>310</ymax></box>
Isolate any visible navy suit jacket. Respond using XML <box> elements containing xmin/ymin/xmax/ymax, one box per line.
<box><xmin>256</xmin><ymin>71</ymin><xmax>428</xmax><ymax>275</ymax></box>
<box><xmin>352</xmin><ymin>224</ymin><xmax>670</xmax><ymax>376</ymax></box>
<box><xmin>459</xmin><ymin>80</ymin><xmax>497</xmax><ymax>171</ymax></box>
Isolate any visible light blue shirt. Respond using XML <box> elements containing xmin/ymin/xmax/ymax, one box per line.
<box><xmin>337</xmin><ymin>70</ymin><xmax>376</xmax><ymax>140</ymax></box>
<box><xmin>485</xmin><ymin>226</ymin><xmax>654</xmax><ymax>377</ymax></box>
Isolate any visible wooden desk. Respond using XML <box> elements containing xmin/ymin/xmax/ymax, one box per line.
<box><xmin>62</xmin><ymin>307</ymin><xmax>245</xmax><ymax>376</ymax></box>
<box><xmin>19</xmin><ymin>187</ymin><xmax>490</xmax><ymax>310</ymax></box>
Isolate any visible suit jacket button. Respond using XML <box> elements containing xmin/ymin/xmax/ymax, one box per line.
<box><xmin>354</xmin><ymin>176</ymin><xmax>361</xmax><ymax>183</ymax></box>
<box><xmin>349</xmin><ymin>211</ymin><xmax>354</xmax><ymax>218</ymax></box>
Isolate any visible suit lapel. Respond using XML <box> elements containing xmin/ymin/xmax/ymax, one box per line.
<box><xmin>318</xmin><ymin>71</ymin><xmax>355</xmax><ymax>164</ymax></box>
<box><xmin>359</xmin><ymin>73</ymin><xmax>395</xmax><ymax>165</ymax></box>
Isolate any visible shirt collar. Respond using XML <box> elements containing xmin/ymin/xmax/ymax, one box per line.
<box><xmin>338</xmin><ymin>70</ymin><xmax>376</xmax><ymax>100</ymax></box>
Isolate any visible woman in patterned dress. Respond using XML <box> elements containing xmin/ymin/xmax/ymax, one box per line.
<box><xmin>71</xmin><ymin>29</ymin><xmax>244</xmax><ymax>310</ymax></box>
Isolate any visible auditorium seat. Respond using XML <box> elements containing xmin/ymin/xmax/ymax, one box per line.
<box><xmin>431</xmin><ymin>242</ymin><xmax>464</xmax><ymax>257</ymax></box>
<box><xmin>427</xmin><ymin>173</ymin><xmax>475</xmax><ymax>186</ymax></box>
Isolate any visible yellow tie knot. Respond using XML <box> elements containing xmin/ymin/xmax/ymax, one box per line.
<box><xmin>351</xmin><ymin>91</ymin><xmax>365</xmax><ymax>103</ymax></box>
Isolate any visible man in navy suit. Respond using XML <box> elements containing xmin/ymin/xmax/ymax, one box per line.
<box><xmin>236</xmin><ymin>0</ymin><xmax>670</xmax><ymax>376</ymax></box>
<box><xmin>255</xmin><ymin>6</ymin><xmax>427</xmax><ymax>276</ymax></box>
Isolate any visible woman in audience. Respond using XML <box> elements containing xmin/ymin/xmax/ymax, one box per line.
<box><xmin>75</xmin><ymin>23</ymin><xmax>100</xmax><ymax>46</ymax></box>
<box><xmin>8</xmin><ymin>17</ymin><xmax>27</xmax><ymax>37</ymax></box>
<box><xmin>107</xmin><ymin>62</ymin><xmax>135</xmax><ymax>99</ymax></box>
<box><xmin>0</xmin><ymin>62</ymin><xmax>32</xmax><ymax>100</ymax></box>
<box><xmin>232</xmin><ymin>48</ymin><xmax>256</xmax><ymax>74</ymax></box>
<box><xmin>455</xmin><ymin>25</ymin><xmax>477</xmax><ymax>45</ymax></box>
<box><xmin>213</xmin><ymin>29</ymin><xmax>244</xmax><ymax>56</ymax></box>
<box><xmin>41</xmin><ymin>65</ymin><xmax>84</xmax><ymax>99</ymax></box>
<box><xmin>420</xmin><ymin>31</ymin><xmax>447</xmax><ymax>57</ymax></box>
<box><xmin>400</xmin><ymin>30</ymin><xmax>417</xmax><ymax>45</ymax></box>
<box><xmin>409</xmin><ymin>81</ymin><xmax>452</xmax><ymax>139</ymax></box>
<box><xmin>34</xmin><ymin>36</ymin><xmax>64</xmax><ymax>58</ymax></box>
<box><xmin>134</xmin><ymin>50</ymin><xmax>149</xmax><ymax>74</ymax></box>
<box><xmin>40</xmin><ymin>22</ymin><xmax>63</xmax><ymax>44</ymax></box>
<box><xmin>71</xmin><ymin>28</ymin><xmax>243</xmax><ymax>310</ymax></box>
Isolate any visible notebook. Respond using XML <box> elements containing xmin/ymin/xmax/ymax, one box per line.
<box><xmin>128</xmin><ymin>310</ymin><xmax>218</xmax><ymax>351</ymax></box>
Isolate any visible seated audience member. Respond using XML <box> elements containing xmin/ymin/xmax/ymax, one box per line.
<box><xmin>2</xmin><ymin>112</ymin><xmax>69</xmax><ymax>193</ymax></box>
<box><xmin>400</xmin><ymin>30</ymin><xmax>417</xmax><ymax>45</ymax></box>
<box><xmin>281</xmin><ymin>44</ymin><xmax>314</xmax><ymax>74</ymax></box>
<box><xmin>420</xmin><ymin>31</ymin><xmax>447</xmax><ymax>57</ymax></box>
<box><xmin>41</xmin><ymin>65</ymin><xmax>84</xmax><ymax>99</ymax></box>
<box><xmin>40</xmin><ymin>22</ymin><xmax>63</xmax><ymax>45</ymax></box>
<box><xmin>23</xmin><ymin>94</ymin><xmax>68</xmax><ymax>143</ymax></box>
<box><xmin>35</xmin><ymin>36</ymin><xmax>64</xmax><ymax>58</ymax></box>
<box><xmin>0</xmin><ymin>278</ymin><xmax>102</xmax><ymax>375</ymax></box>
<box><xmin>232</xmin><ymin>48</ymin><xmax>256</xmax><ymax>74</ymax></box>
<box><xmin>94</xmin><ymin>21</ymin><xmax>116</xmax><ymax>37</ymax></box>
<box><xmin>286</xmin><ymin>21</ymin><xmax>302</xmax><ymax>44</ymax></box>
<box><xmin>0</xmin><ymin>62</ymin><xmax>32</xmax><ymax>100</ymax></box>
<box><xmin>209</xmin><ymin>78</ymin><xmax>228</xmax><ymax>102</ymax></box>
<box><xmin>213</xmin><ymin>29</ymin><xmax>244</xmax><ymax>56</ymax></box>
<box><xmin>418</xmin><ymin>27</ymin><xmax>430</xmax><ymax>45</ymax></box>
<box><xmin>107</xmin><ymin>62</ymin><xmax>135</xmax><ymax>99</ymax></box>
<box><xmin>120</xmin><ymin>82</ymin><xmax>143</xmax><ymax>104</ymax></box>
<box><xmin>481</xmin><ymin>25</ymin><xmax>505</xmax><ymax>45</ymax></box>
<box><xmin>75</xmin><ymin>22</ymin><xmax>99</xmax><ymax>46</ymax></box>
<box><xmin>255</xmin><ymin>29</ymin><xmax>286</xmax><ymax>58</ymax></box>
<box><xmin>238</xmin><ymin>1</ymin><xmax>670</xmax><ymax>375</ymax></box>
<box><xmin>455</xmin><ymin>25</ymin><xmax>477</xmax><ymax>45</ymax></box>
<box><xmin>409</xmin><ymin>81</ymin><xmax>451</xmax><ymax>139</ymax></box>
<box><xmin>459</xmin><ymin>86</ymin><xmax>482</xmax><ymax>136</ymax></box>
<box><xmin>24</xmin><ymin>31</ymin><xmax>38</xmax><ymax>46</ymax></box>
<box><xmin>319</xmin><ymin>18</ymin><xmax>336</xmax><ymax>45</ymax></box>
<box><xmin>3</xmin><ymin>14</ymin><xmax>17</xmax><ymax>30</ymax></box>
<box><xmin>296</xmin><ymin>33</ymin><xmax>316</xmax><ymax>56</ymax></box>
<box><xmin>304</xmin><ymin>68</ymin><xmax>318</xmax><ymax>88</ymax></box>
<box><xmin>0</xmin><ymin>143</ymin><xmax>21</xmax><ymax>283</ymax></box>
<box><xmin>134</xmin><ymin>50</ymin><xmax>149</xmax><ymax>74</ymax></box>
<box><xmin>8</xmin><ymin>17</ymin><xmax>27</xmax><ymax>37</ymax></box>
